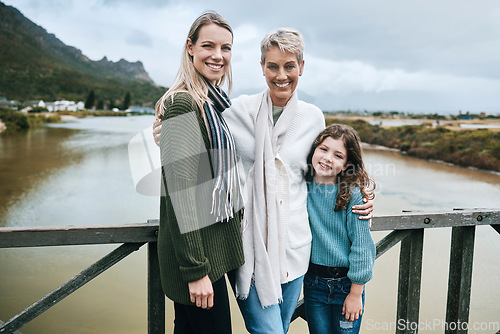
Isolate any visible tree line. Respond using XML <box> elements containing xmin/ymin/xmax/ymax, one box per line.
<box><xmin>328</xmin><ymin>118</ymin><xmax>500</xmax><ymax>172</ymax></box>
<box><xmin>84</xmin><ymin>90</ymin><xmax>132</xmax><ymax>111</ymax></box>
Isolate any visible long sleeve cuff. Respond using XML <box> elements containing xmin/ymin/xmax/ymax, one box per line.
<box><xmin>180</xmin><ymin>258</ymin><xmax>211</xmax><ymax>282</ymax></box>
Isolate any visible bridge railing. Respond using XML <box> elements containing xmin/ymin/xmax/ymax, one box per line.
<box><xmin>0</xmin><ymin>209</ymin><xmax>499</xmax><ymax>334</ymax></box>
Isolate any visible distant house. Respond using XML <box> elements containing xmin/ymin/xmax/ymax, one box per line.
<box><xmin>0</xmin><ymin>97</ymin><xmax>19</xmax><ymax>109</ymax></box>
<box><xmin>75</xmin><ymin>101</ymin><xmax>85</xmax><ymax>111</ymax></box>
<box><xmin>2</xmin><ymin>98</ymin><xmax>85</xmax><ymax>112</ymax></box>
<box><xmin>125</xmin><ymin>106</ymin><xmax>155</xmax><ymax>114</ymax></box>
<box><xmin>20</xmin><ymin>106</ymin><xmax>32</xmax><ymax>113</ymax></box>
<box><xmin>46</xmin><ymin>100</ymin><xmax>85</xmax><ymax>112</ymax></box>
<box><xmin>24</xmin><ymin>100</ymin><xmax>46</xmax><ymax>108</ymax></box>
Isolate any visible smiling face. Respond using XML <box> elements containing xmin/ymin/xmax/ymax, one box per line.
<box><xmin>311</xmin><ymin>136</ymin><xmax>348</xmax><ymax>185</ymax></box>
<box><xmin>187</xmin><ymin>23</ymin><xmax>232</xmax><ymax>84</ymax></box>
<box><xmin>261</xmin><ymin>45</ymin><xmax>304</xmax><ymax>107</ymax></box>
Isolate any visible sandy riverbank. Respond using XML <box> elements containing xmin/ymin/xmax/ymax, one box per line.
<box><xmin>325</xmin><ymin>114</ymin><xmax>500</xmax><ymax>131</ymax></box>
<box><xmin>59</xmin><ymin>114</ymin><xmax>79</xmax><ymax>121</ymax></box>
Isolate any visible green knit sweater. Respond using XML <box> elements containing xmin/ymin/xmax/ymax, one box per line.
<box><xmin>157</xmin><ymin>92</ymin><xmax>244</xmax><ymax>305</ymax></box>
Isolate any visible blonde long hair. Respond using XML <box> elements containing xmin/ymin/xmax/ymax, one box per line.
<box><xmin>155</xmin><ymin>11</ymin><xmax>233</xmax><ymax>116</ymax></box>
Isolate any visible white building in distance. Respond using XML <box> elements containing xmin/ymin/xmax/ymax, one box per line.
<box><xmin>44</xmin><ymin>100</ymin><xmax>85</xmax><ymax>112</ymax></box>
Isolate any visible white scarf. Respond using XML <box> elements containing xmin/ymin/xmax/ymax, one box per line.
<box><xmin>236</xmin><ymin>90</ymin><xmax>298</xmax><ymax>308</ymax></box>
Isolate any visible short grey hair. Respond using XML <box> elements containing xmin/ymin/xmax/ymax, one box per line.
<box><xmin>260</xmin><ymin>28</ymin><xmax>304</xmax><ymax>64</ymax></box>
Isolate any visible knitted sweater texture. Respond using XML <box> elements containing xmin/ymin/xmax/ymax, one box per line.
<box><xmin>307</xmin><ymin>181</ymin><xmax>375</xmax><ymax>285</ymax></box>
<box><xmin>157</xmin><ymin>92</ymin><xmax>244</xmax><ymax>305</ymax></box>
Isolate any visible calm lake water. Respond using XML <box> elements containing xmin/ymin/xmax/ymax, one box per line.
<box><xmin>1</xmin><ymin>116</ymin><xmax>499</xmax><ymax>334</ymax></box>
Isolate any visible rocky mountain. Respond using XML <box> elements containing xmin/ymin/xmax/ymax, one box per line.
<box><xmin>0</xmin><ymin>1</ymin><xmax>165</xmax><ymax>106</ymax></box>
<box><xmin>95</xmin><ymin>57</ymin><xmax>154</xmax><ymax>84</ymax></box>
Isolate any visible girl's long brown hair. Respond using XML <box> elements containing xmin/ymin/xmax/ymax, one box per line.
<box><xmin>306</xmin><ymin>124</ymin><xmax>375</xmax><ymax>211</ymax></box>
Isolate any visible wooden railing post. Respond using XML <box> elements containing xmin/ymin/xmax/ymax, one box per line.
<box><xmin>0</xmin><ymin>242</ymin><xmax>143</xmax><ymax>334</ymax></box>
<box><xmin>0</xmin><ymin>321</ymin><xmax>21</xmax><ymax>334</ymax></box>
<box><xmin>0</xmin><ymin>210</ymin><xmax>496</xmax><ymax>332</ymax></box>
<box><xmin>396</xmin><ymin>229</ymin><xmax>424</xmax><ymax>334</ymax></box>
<box><xmin>445</xmin><ymin>226</ymin><xmax>475</xmax><ymax>334</ymax></box>
<box><xmin>291</xmin><ymin>229</ymin><xmax>416</xmax><ymax>323</ymax></box>
<box><xmin>148</xmin><ymin>242</ymin><xmax>165</xmax><ymax>334</ymax></box>
<box><xmin>375</xmin><ymin>230</ymin><xmax>412</xmax><ymax>259</ymax></box>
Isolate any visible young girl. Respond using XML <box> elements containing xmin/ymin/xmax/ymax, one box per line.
<box><xmin>303</xmin><ymin>124</ymin><xmax>376</xmax><ymax>334</ymax></box>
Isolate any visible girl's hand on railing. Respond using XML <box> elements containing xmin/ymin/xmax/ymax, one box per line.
<box><xmin>188</xmin><ymin>275</ymin><xmax>214</xmax><ymax>309</ymax></box>
<box><xmin>153</xmin><ymin>118</ymin><xmax>162</xmax><ymax>146</ymax></box>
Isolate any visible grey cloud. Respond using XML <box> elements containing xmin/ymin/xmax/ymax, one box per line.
<box><xmin>100</xmin><ymin>0</ymin><xmax>174</xmax><ymax>7</ymax></box>
<box><xmin>126</xmin><ymin>29</ymin><xmax>154</xmax><ymax>47</ymax></box>
<box><xmin>220</xmin><ymin>0</ymin><xmax>500</xmax><ymax>79</ymax></box>
<box><xmin>5</xmin><ymin>0</ymin><xmax>500</xmax><ymax>113</ymax></box>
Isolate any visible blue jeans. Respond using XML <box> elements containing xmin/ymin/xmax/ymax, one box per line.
<box><xmin>303</xmin><ymin>272</ymin><xmax>364</xmax><ymax>334</ymax></box>
<box><xmin>230</xmin><ymin>274</ymin><xmax>304</xmax><ymax>334</ymax></box>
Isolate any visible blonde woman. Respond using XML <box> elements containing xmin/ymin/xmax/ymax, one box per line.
<box><xmin>155</xmin><ymin>11</ymin><xmax>244</xmax><ymax>333</ymax></box>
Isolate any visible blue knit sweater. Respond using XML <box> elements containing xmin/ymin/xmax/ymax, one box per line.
<box><xmin>307</xmin><ymin>181</ymin><xmax>376</xmax><ymax>285</ymax></box>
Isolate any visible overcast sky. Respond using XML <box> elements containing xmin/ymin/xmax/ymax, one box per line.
<box><xmin>5</xmin><ymin>0</ymin><xmax>500</xmax><ymax>114</ymax></box>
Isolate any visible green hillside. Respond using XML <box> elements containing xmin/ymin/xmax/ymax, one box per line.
<box><xmin>0</xmin><ymin>2</ymin><xmax>166</xmax><ymax>108</ymax></box>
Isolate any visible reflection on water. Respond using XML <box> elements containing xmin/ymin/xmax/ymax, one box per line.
<box><xmin>362</xmin><ymin>147</ymin><xmax>500</xmax><ymax>334</ymax></box>
<box><xmin>0</xmin><ymin>116</ymin><xmax>499</xmax><ymax>333</ymax></box>
<box><xmin>0</xmin><ymin>127</ymin><xmax>80</xmax><ymax>220</ymax></box>
<box><xmin>460</xmin><ymin>123</ymin><xmax>500</xmax><ymax>129</ymax></box>
<box><xmin>0</xmin><ymin>116</ymin><xmax>161</xmax><ymax>334</ymax></box>
<box><xmin>1</xmin><ymin>117</ymin><xmax>160</xmax><ymax>229</ymax></box>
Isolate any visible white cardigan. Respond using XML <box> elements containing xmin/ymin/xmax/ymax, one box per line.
<box><xmin>223</xmin><ymin>91</ymin><xmax>325</xmax><ymax>284</ymax></box>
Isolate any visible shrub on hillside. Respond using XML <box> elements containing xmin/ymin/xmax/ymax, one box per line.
<box><xmin>324</xmin><ymin>115</ymin><xmax>499</xmax><ymax>172</ymax></box>
<box><xmin>0</xmin><ymin>108</ymin><xmax>61</xmax><ymax>131</ymax></box>
<box><xmin>0</xmin><ymin>108</ymin><xmax>30</xmax><ymax>130</ymax></box>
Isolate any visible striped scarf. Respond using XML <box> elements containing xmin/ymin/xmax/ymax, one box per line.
<box><xmin>203</xmin><ymin>82</ymin><xmax>243</xmax><ymax>222</ymax></box>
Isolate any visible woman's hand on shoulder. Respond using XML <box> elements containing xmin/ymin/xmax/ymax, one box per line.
<box><xmin>188</xmin><ymin>275</ymin><xmax>214</xmax><ymax>309</ymax></box>
<box><xmin>352</xmin><ymin>198</ymin><xmax>374</xmax><ymax>228</ymax></box>
<box><xmin>153</xmin><ymin>118</ymin><xmax>162</xmax><ymax>146</ymax></box>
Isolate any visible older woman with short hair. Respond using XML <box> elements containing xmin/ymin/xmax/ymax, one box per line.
<box><xmin>225</xmin><ymin>28</ymin><xmax>372</xmax><ymax>333</ymax></box>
